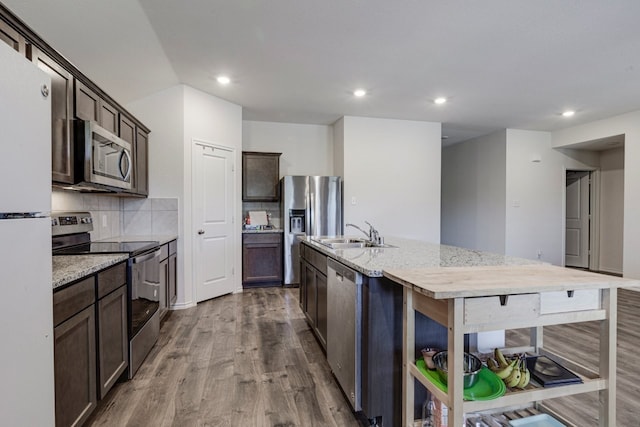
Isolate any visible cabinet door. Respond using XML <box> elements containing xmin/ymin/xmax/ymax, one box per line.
<box><xmin>74</xmin><ymin>79</ymin><xmax>99</xmax><ymax>122</ymax></box>
<box><xmin>29</xmin><ymin>45</ymin><xmax>74</xmax><ymax>184</ymax></box>
<box><xmin>242</xmin><ymin>233</ymin><xmax>283</xmax><ymax>285</ymax></box>
<box><xmin>99</xmin><ymin>101</ymin><xmax>118</xmax><ymax>134</ymax></box>
<box><xmin>242</xmin><ymin>152</ymin><xmax>281</xmax><ymax>201</ymax></box>
<box><xmin>134</xmin><ymin>128</ymin><xmax>149</xmax><ymax>195</ymax></box>
<box><xmin>316</xmin><ymin>272</ymin><xmax>328</xmax><ymax>348</ymax></box>
<box><xmin>305</xmin><ymin>263</ymin><xmax>317</xmax><ymax>327</ymax></box>
<box><xmin>0</xmin><ymin>19</ymin><xmax>25</xmax><ymax>54</ymax></box>
<box><xmin>169</xmin><ymin>253</ymin><xmax>177</xmax><ymax>305</ymax></box>
<box><xmin>299</xmin><ymin>259</ymin><xmax>307</xmax><ymax>311</ymax></box>
<box><xmin>54</xmin><ymin>305</ymin><xmax>97</xmax><ymax>427</ymax></box>
<box><xmin>119</xmin><ymin>115</ymin><xmax>136</xmax><ymax>145</ymax></box>
<box><xmin>97</xmin><ymin>285</ymin><xmax>128</xmax><ymax>399</ymax></box>
<box><xmin>159</xmin><ymin>258</ymin><xmax>168</xmax><ymax>319</ymax></box>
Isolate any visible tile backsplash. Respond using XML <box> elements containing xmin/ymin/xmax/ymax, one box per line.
<box><xmin>242</xmin><ymin>201</ymin><xmax>281</xmax><ymax>228</ymax></box>
<box><xmin>52</xmin><ymin>190</ymin><xmax>179</xmax><ymax>239</ymax></box>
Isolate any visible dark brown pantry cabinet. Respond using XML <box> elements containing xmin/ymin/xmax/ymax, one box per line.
<box><xmin>242</xmin><ymin>151</ymin><xmax>281</xmax><ymax>201</ymax></box>
<box><xmin>242</xmin><ymin>232</ymin><xmax>283</xmax><ymax>287</ymax></box>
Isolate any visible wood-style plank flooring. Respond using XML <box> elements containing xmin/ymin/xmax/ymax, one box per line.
<box><xmin>87</xmin><ymin>288</ymin><xmax>361</xmax><ymax>427</ymax></box>
<box><xmin>507</xmin><ymin>288</ymin><xmax>640</xmax><ymax>427</ymax></box>
<box><xmin>87</xmin><ymin>287</ymin><xmax>640</xmax><ymax>427</ymax></box>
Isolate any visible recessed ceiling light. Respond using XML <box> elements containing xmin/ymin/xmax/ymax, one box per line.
<box><xmin>353</xmin><ymin>89</ymin><xmax>366</xmax><ymax>97</ymax></box>
<box><xmin>434</xmin><ymin>97</ymin><xmax>447</xmax><ymax>105</ymax></box>
<box><xmin>217</xmin><ymin>75</ymin><xmax>231</xmax><ymax>85</ymax></box>
<box><xmin>562</xmin><ymin>110</ymin><xmax>575</xmax><ymax>117</ymax></box>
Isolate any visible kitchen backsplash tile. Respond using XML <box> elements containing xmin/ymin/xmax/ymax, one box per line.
<box><xmin>151</xmin><ymin>198</ymin><xmax>178</xmax><ymax>211</ymax></box>
<box><xmin>242</xmin><ymin>200</ymin><xmax>281</xmax><ymax>228</ymax></box>
<box><xmin>52</xmin><ymin>190</ymin><xmax>178</xmax><ymax>238</ymax></box>
<box><xmin>123</xmin><ymin>210</ymin><xmax>153</xmax><ymax>235</ymax></box>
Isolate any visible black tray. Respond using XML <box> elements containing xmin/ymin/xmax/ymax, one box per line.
<box><xmin>526</xmin><ymin>355</ymin><xmax>583</xmax><ymax>387</ymax></box>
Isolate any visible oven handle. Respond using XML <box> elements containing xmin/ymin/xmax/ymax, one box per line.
<box><xmin>132</xmin><ymin>249</ymin><xmax>161</xmax><ymax>263</ymax></box>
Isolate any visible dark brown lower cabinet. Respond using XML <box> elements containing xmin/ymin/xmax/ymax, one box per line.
<box><xmin>53</xmin><ymin>261</ymin><xmax>128</xmax><ymax>427</ymax></box>
<box><xmin>299</xmin><ymin>243</ymin><xmax>328</xmax><ymax>350</ymax></box>
<box><xmin>97</xmin><ymin>285</ymin><xmax>128</xmax><ymax>399</ymax></box>
<box><xmin>242</xmin><ymin>232</ymin><xmax>283</xmax><ymax>287</ymax></box>
<box><xmin>54</xmin><ymin>304</ymin><xmax>96</xmax><ymax>427</ymax></box>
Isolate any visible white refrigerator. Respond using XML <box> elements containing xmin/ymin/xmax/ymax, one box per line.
<box><xmin>0</xmin><ymin>42</ymin><xmax>55</xmax><ymax>425</ymax></box>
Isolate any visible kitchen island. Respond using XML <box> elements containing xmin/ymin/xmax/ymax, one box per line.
<box><xmin>300</xmin><ymin>236</ymin><xmax>639</xmax><ymax>426</ymax></box>
<box><xmin>299</xmin><ymin>236</ymin><xmax>544</xmax><ymax>426</ymax></box>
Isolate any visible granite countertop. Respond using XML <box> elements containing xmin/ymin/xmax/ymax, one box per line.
<box><xmin>300</xmin><ymin>235</ymin><xmax>543</xmax><ymax>278</ymax></box>
<box><xmin>242</xmin><ymin>228</ymin><xmax>283</xmax><ymax>233</ymax></box>
<box><xmin>97</xmin><ymin>234</ymin><xmax>178</xmax><ymax>245</ymax></box>
<box><xmin>53</xmin><ymin>254</ymin><xmax>129</xmax><ymax>290</ymax></box>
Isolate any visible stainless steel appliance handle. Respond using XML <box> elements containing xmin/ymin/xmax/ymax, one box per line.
<box><xmin>119</xmin><ymin>149</ymin><xmax>132</xmax><ymax>181</ymax></box>
<box><xmin>132</xmin><ymin>249</ymin><xmax>161</xmax><ymax>264</ymax></box>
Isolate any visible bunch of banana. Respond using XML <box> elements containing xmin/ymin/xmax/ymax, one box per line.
<box><xmin>487</xmin><ymin>348</ymin><xmax>531</xmax><ymax>389</ymax></box>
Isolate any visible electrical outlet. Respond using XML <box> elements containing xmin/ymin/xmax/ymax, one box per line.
<box><xmin>537</xmin><ymin>249</ymin><xmax>543</xmax><ymax>259</ymax></box>
<box><xmin>351</xmin><ymin>196</ymin><xmax>357</xmax><ymax>205</ymax></box>
<box><xmin>102</xmin><ymin>214</ymin><xmax>108</xmax><ymax>228</ymax></box>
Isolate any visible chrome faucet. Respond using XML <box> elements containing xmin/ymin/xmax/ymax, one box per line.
<box><xmin>346</xmin><ymin>221</ymin><xmax>384</xmax><ymax>245</ymax></box>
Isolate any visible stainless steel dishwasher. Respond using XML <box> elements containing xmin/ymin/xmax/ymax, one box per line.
<box><xmin>327</xmin><ymin>257</ymin><xmax>363</xmax><ymax>411</ymax></box>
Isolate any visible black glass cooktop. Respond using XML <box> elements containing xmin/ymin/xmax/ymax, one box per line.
<box><xmin>54</xmin><ymin>241</ymin><xmax>159</xmax><ymax>256</ymax></box>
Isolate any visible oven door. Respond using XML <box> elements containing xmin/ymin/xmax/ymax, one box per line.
<box><xmin>130</xmin><ymin>248</ymin><xmax>161</xmax><ymax>337</ymax></box>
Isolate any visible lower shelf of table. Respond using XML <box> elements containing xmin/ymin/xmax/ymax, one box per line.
<box><xmin>409</xmin><ymin>362</ymin><xmax>607</xmax><ymax>413</ymax></box>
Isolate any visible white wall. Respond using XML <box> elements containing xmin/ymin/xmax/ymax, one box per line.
<box><xmin>242</xmin><ymin>121</ymin><xmax>334</xmax><ymax>176</ymax></box>
<box><xmin>504</xmin><ymin>130</ymin><xmax>600</xmax><ymax>265</ymax></box>
<box><xmin>127</xmin><ymin>84</ymin><xmax>243</xmax><ymax>308</ymax></box>
<box><xmin>553</xmin><ymin>110</ymin><xmax>640</xmax><ymax>279</ymax></box>
<box><xmin>599</xmin><ymin>147</ymin><xmax>624</xmax><ymax>274</ymax></box>
<box><xmin>333</xmin><ymin>118</ymin><xmax>344</xmax><ymax>178</ymax></box>
<box><xmin>441</xmin><ymin>130</ymin><xmax>507</xmax><ymax>253</ymax></box>
<box><xmin>339</xmin><ymin>116</ymin><xmax>441</xmax><ymax>243</ymax></box>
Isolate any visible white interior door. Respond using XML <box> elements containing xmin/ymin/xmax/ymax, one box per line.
<box><xmin>565</xmin><ymin>171</ymin><xmax>590</xmax><ymax>268</ymax></box>
<box><xmin>193</xmin><ymin>142</ymin><xmax>236</xmax><ymax>302</ymax></box>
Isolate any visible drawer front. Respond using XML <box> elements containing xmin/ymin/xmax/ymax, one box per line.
<box><xmin>243</xmin><ymin>232</ymin><xmax>282</xmax><ymax>245</ymax></box>
<box><xmin>540</xmin><ymin>289</ymin><xmax>600</xmax><ymax>314</ymax></box>
<box><xmin>53</xmin><ymin>277</ymin><xmax>96</xmax><ymax>326</ymax></box>
<box><xmin>306</xmin><ymin>246</ymin><xmax>327</xmax><ymax>276</ymax></box>
<box><xmin>464</xmin><ymin>293</ymin><xmax>540</xmax><ymax>325</ymax></box>
<box><xmin>169</xmin><ymin>239</ymin><xmax>177</xmax><ymax>255</ymax></box>
<box><xmin>97</xmin><ymin>262</ymin><xmax>127</xmax><ymax>299</ymax></box>
<box><xmin>159</xmin><ymin>243</ymin><xmax>169</xmax><ymax>260</ymax></box>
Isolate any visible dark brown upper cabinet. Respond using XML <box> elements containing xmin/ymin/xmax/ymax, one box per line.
<box><xmin>242</xmin><ymin>151</ymin><xmax>281</xmax><ymax>202</ymax></box>
<box><xmin>28</xmin><ymin>45</ymin><xmax>75</xmax><ymax>184</ymax></box>
<box><xmin>119</xmin><ymin>115</ymin><xmax>149</xmax><ymax>197</ymax></box>
<box><xmin>74</xmin><ymin>79</ymin><xmax>119</xmax><ymax>134</ymax></box>
<box><xmin>0</xmin><ymin>19</ymin><xmax>25</xmax><ymax>54</ymax></box>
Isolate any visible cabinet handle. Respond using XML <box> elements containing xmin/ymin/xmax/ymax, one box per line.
<box><xmin>197</xmin><ymin>230</ymin><xmax>205</xmax><ymax>235</ymax></box>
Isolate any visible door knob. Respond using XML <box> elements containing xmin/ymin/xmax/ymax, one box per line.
<box><xmin>197</xmin><ymin>230</ymin><xmax>205</xmax><ymax>235</ymax></box>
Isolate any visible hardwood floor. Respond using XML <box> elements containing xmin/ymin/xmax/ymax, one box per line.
<box><xmin>507</xmin><ymin>287</ymin><xmax>640</xmax><ymax>427</ymax></box>
<box><xmin>87</xmin><ymin>288</ymin><xmax>362</xmax><ymax>427</ymax></box>
<box><xmin>87</xmin><ymin>287</ymin><xmax>640</xmax><ymax>426</ymax></box>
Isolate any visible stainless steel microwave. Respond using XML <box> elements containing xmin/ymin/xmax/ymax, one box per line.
<box><xmin>75</xmin><ymin>120</ymin><xmax>132</xmax><ymax>191</ymax></box>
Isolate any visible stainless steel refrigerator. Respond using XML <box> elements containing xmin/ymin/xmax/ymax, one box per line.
<box><xmin>0</xmin><ymin>41</ymin><xmax>55</xmax><ymax>425</ymax></box>
<box><xmin>281</xmin><ymin>176</ymin><xmax>343</xmax><ymax>285</ymax></box>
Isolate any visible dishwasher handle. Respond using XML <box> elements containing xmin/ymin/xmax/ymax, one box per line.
<box><xmin>327</xmin><ymin>258</ymin><xmax>361</xmax><ymax>284</ymax></box>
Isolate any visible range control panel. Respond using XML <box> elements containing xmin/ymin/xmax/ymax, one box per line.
<box><xmin>51</xmin><ymin>212</ymin><xmax>93</xmax><ymax>236</ymax></box>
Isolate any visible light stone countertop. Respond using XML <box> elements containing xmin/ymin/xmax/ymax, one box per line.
<box><xmin>300</xmin><ymin>236</ymin><xmax>543</xmax><ymax>278</ymax></box>
<box><xmin>97</xmin><ymin>234</ymin><xmax>178</xmax><ymax>245</ymax></box>
<box><xmin>53</xmin><ymin>254</ymin><xmax>129</xmax><ymax>290</ymax></box>
<box><xmin>242</xmin><ymin>228</ymin><xmax>283</xmax><ymax>233</ymax></box>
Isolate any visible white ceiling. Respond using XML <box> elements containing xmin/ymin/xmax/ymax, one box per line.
<box><xmin>4</xmin><ymin>0</ymin><xmax>640</xmax><ymax>144</ymax></box>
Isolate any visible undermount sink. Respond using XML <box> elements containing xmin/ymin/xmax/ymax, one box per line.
<box><xmin>312</xmin><ymin>237</ymin><xmax>395</xmax><ymax>249</ymax></box>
